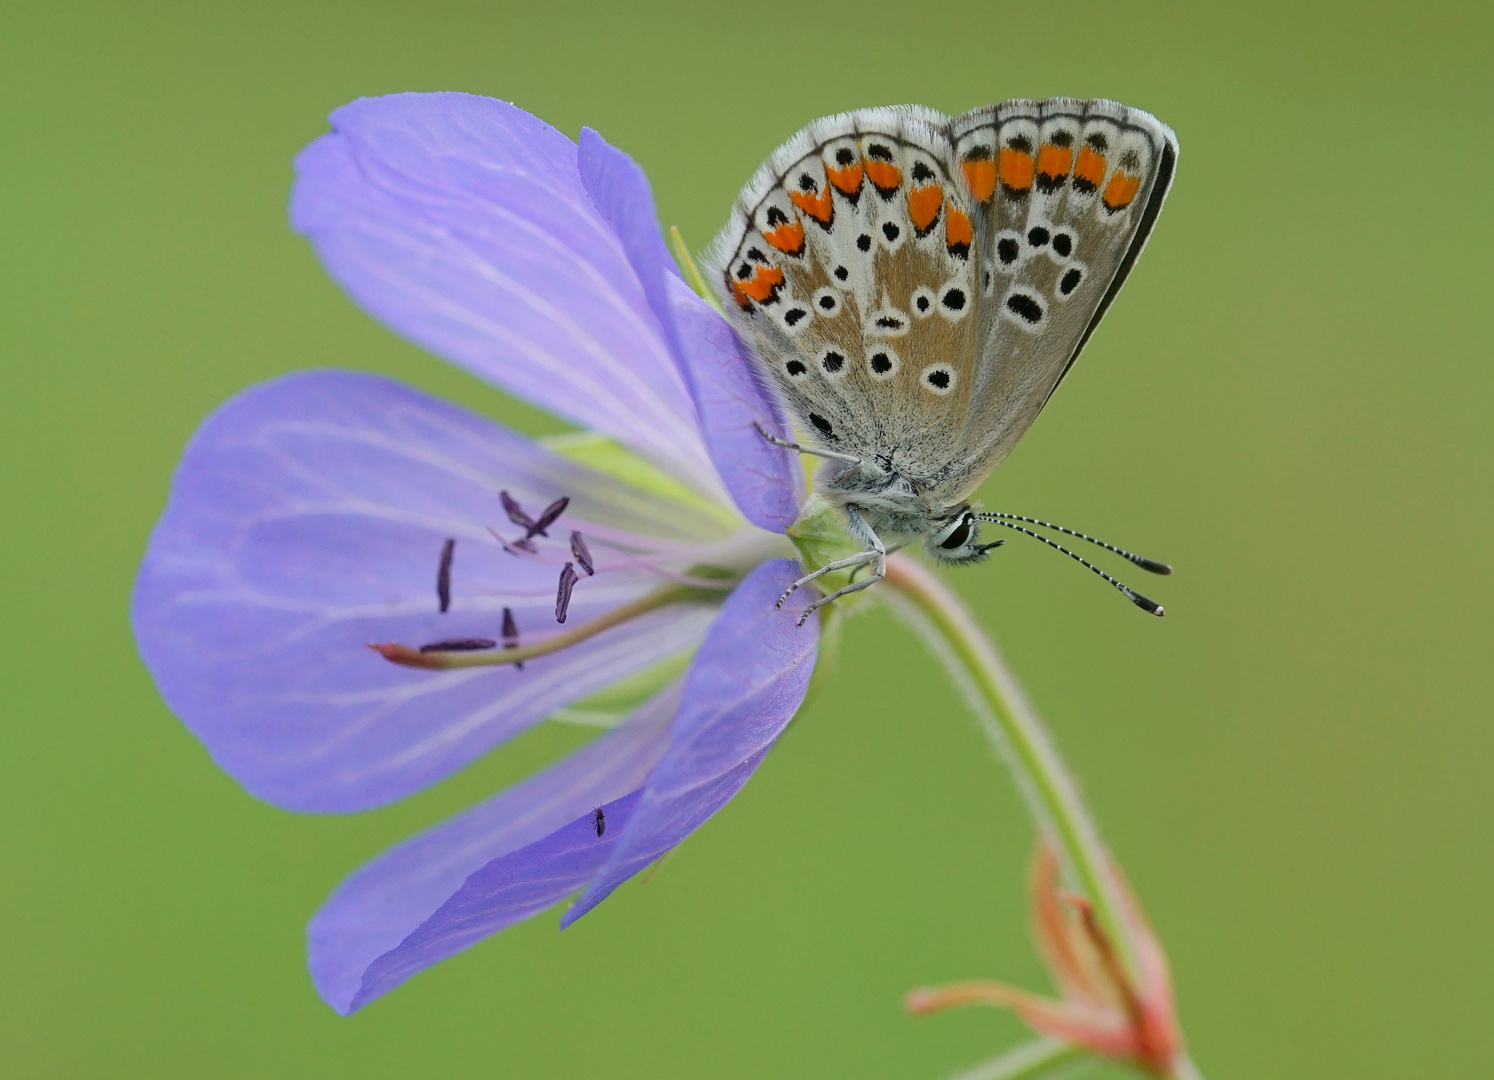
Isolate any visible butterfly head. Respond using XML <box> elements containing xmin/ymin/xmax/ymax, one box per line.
<box><xmin>923</xmin><ymin>506</ymin><xmax>1001</xmax><ymax>566</ymax></box>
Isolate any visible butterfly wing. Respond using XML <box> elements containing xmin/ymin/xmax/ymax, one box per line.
<box><xmin>705</xmin><ymin>99</ymin><xmax>1176</xmax><ymax>504</ymax></box>
<box><xmin>947</xmin><ymin>99</ymin><xmax>1177</xmax><ymax>495</ymax></box>
<box><xmin>703</xmin><ymin>107</ymin><xmax>987</xmax><ymax>483</ymax></box>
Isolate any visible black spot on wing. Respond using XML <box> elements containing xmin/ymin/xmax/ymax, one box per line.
<box><xmin>1005</xmin><ymin>292</ymin><xmax>1044</xmax><ymax>323</ymax></box>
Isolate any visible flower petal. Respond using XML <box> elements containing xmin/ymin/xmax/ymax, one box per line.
<box><xmin>309</xmin><ymin>683</ymin><xmax>679</xmax><ymax>1015</ymax></box>
<box><xmin>574</xmin><ymin>127</ymin><xmax>682</xmax><ymax>356</ymax></box>
<box><xmin>132</xmin><ymin>371</ymin><xmax>720</xmax><ymax>812</ymax></box>
<box><xmin>560</xmin><ymin>558</ymin><xmax>817</xmax><ymax>926</ymax></box>
<box><xmin>667</xmin><ymin>277</ymin><xmax>805</xmax><ymax>532</ymax></box>
<box><xmin>575</xmin><ymin>127</ymin><xmax>804</xmax><ymax>532</ymax></box>
<box><xmin>290</xmin><ymin>92</ymin><xmax>719</xmax><ymax>495</ymax></box>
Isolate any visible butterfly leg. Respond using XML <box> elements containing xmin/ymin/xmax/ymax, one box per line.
<box><xmin>754</xmin><ymin>421</ymin><xmax>862</xmax><ymax>465</ymax></box>
<box><xmin>777</xmin><ymin>509</ymin><xmax>887</xmax><ymax>626</ymax></box>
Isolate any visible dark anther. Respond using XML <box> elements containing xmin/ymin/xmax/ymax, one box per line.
<box><xmin>437</xmin><ymin>537</ymin><xmax>455</xmax><ymax>613</ymax></box>
<box><xmin>526</xmin><ymin>496</ymin><xmax>570</xmax><ymax>539</ymax></box>
<box><xmin>419</xmin><ymin>638</ymin><xmax>497</xmax><ymax>653</ymax></box>
<box><xmin>500</xmin><ymin>490</ymin><xmax>535</xmax><ymax>531</ymax></box>
<box><xmin>570</xmin><ymin>530</ymin><xmax>594</xmax><ymax>576</ymax></box>
<box><xmin>556</xmin><ymin>563</ymin><xmax>579</xmax><ymax>623</ymax></box>
<box><xmin>593</xmin><ymin>806</ymin><xmax>607</xmax><ymax>837</ymax></box>
<box><xmin>502</xmin><ymin>606</ymin><xmax>523</xmax><ymax>670</ymax></box>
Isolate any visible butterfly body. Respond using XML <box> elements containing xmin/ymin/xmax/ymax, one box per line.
<box><xmin>706</xmin><ymin>99</ymin><xmax>1177</xmax><ymax>615</ymax></box>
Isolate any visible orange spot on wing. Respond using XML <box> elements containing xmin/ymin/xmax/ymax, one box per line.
<box><xmin>998</xmin><ymin>147</ymin><xmax>1035</xmax><ymax>193</ymax></box>
<box><xmin>827</xmin><ymin>160</ymin><xmax>864</xmax><ymax>195</ymax></box>
<box><xmin>1036</xmin><ymin>143</ymin><xmax>1073</xmax><ymax>183</ymax></box>
<box><xmin>961</xmin><ymin>157</ymin><xmax>996</xmax><ymax>202</ymax></box>
<box><xmin>865</xmin><ymin>158</ymin><xmax>902</xmax><ymax>194</ymax></box>
<box><xmin>944</xmin><ymin>202</ymin><xmax>972</xmax><ymax>256</ymax></box>
<box><xmin>763</xmin><ymin>220</ymin><xmax>805</xmax><ymax>255</ymax></box>
<box><xmin>731</xmin><ymin>265</ymin><xmax>785</xmax><ymax>307</ymax></box>
<box><xmin>1073</xmin><ymin>146</ymin><xmax>1106</xmax><ymax>192</ymax></box>
<box><xmin>788</xmin><ymin>181</ymin><xmax>834</xmax><ymax>226</ymax></box>
<box><xmin>1102</xmin><ymin>171</ymin><xmax>1142</xmax><ymax>211</ymax></box>
<box><xmin>908</xmin><ymin>183</ymin><xmax>942</xmax><ymax>233</ymax></box>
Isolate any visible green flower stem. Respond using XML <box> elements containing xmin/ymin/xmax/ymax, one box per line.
<box><xmin>880</xmin><ymin>554</ymin><xmax>1136</xmax><ymax>977</ymax></box>
<box><xmin>951</xmin><ymin>1038</ymin><xmax>1087</xmax><ymax>1080</ymax></box>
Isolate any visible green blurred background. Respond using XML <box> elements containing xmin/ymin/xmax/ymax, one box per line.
<box><xmin>3</xmin><ymin>1</ymin><xmax>1489</xmax><ymax>1076</ymax></box>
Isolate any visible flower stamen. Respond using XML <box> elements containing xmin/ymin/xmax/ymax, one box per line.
<box><xmin>570</xmin><ymin>531</ymin><xmax>594</xmax><ymax>576</ymax></box>
<box><xmin>372</xmin><ymin>582</ymin><xmax>719</xmax><ymax>670</ymax></box>
<box><xmin>556</xmin><ymin>563</ymin><xmax>579</xmax><ymax>623</ymax></box>
<box><xmin>436</xmin><ymin>537</ymin><xmax>455</xmax><ymax>612</ymax></box>
<box><xmin>499</xmin><ymin>490</ymin><xmax>536</xmax><ymax>532</ymax></box>
<box><xmin>417</xmin><ymin>637</ymin><xmax>496</xmax><ymax>653</ymax></box>
<box><xmin>526</xmin><ymin>496</ymin><xmax>570</xmax><ymax>539</ymax></box>
<box><xmin>501</xmin><ymin>606</ymin><xmax>522</xmax><ymax>670</ymax></box>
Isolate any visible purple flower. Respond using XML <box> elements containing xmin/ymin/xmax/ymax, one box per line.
<box><xmin>131</xmin><ymin>92</ymin><xmax>821</xmax><ymax>1015</ymax></box>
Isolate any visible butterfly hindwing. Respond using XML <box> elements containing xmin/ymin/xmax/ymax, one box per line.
<box><xmin>707</xmin><ymin>108</ymin><xmax>983</xmax><ymax>481</ymax></box>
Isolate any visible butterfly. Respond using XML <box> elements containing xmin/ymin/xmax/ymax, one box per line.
<box><xmin>704</xmin><ymin>98</ymin><xmax>1178</xmax><ymax>623</ymax></box>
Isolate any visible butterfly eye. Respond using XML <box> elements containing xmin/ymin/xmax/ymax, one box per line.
<box><xmin>939</xmin><ymin>513</ymin><xmax>975</xmax><ymax>550</ymax></box>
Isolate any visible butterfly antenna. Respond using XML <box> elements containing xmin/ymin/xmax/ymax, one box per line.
<box><xmin>978</xmin><ymin>513</ymin><xmax>1172</xmax><ymax>575</ymax></box>
<box><xmin>978</xmin><ymin>519</ymin><xmax>1165</xmax><ymax>616</ymax></box>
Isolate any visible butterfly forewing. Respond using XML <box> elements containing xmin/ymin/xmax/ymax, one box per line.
<box><xmin>948</xmin><ymin>100</ymin><xmax>1177</xmax><ymax>492</ymax></box>
<box><xmin>707</xmin><ymin>98</ymin><xmax>1175</xmax><ymax>508</ymax></box>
